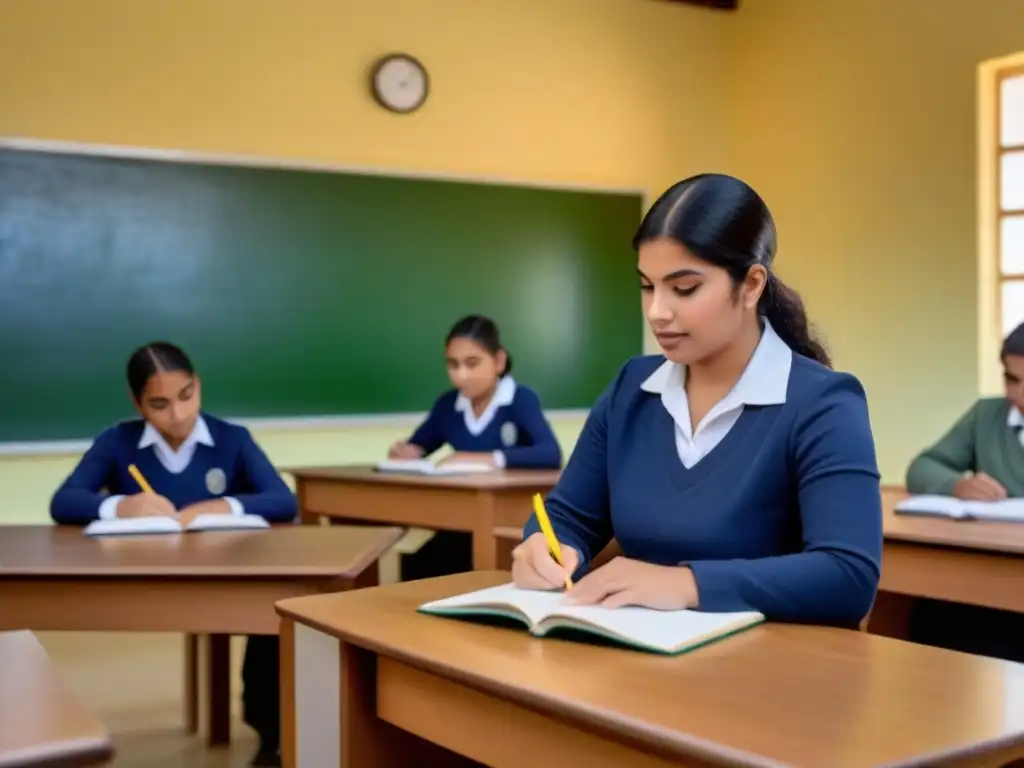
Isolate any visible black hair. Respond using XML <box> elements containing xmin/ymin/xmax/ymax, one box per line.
<box><xmin>1003</xmin><ymin>322</ymin><xmax>1024</xmax><ymax>359</ymax></box>
<box><xmin>632</xmin><ymin>173</ymin><xmax>831</xmax><ymax>368</ymax></box>
<box><xmin>445</xmin><ymin>315</ymin><xmax>513</xmax><ymax>375</ymax></box>
<box><xmin>126</xmin><ymin>341</ymin><xmax>195</xmax><ymax>401</ymax></box>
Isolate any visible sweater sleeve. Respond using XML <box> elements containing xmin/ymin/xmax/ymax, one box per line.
<box><xmin>687</xmin><ymin>374</ymin><xmax>882</xmax><ymax>626</ymax></box>
<box><xmin>523</xmin><ymin>389</ymin><xmax>613</xmax><ymax>569</ymax></box>
<box><xmin>50</xmin><ymin>431</ymin><xmax>119</xmax><ymax>525</ymax></box>
<box><xmin>905</xmin><ymin>402</ymin><xmax>979</xmax><ymax>495</ymax></box>
<box><xmin>407</xmin><ymin>397</ymin><xmax>448</xmax><ymax>457</ymax></box>
<box><xmin>498</xmin><ymin>388</ymin><xmax>563</xmax><ymax>469</ymax></box>
<box><xmin>231</xmin><ymin>428</ymin><xmax>298</xmax><ymax>523</ymax></box>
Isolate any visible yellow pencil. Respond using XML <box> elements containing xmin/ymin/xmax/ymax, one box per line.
<box><xmin>127</xmin><ymin>464</ymin><xmax>154</xmax><ymax>494</ymax></box>
<box><xmin>532</xmin><ymin>493</ymin><xmax>573</xmax><ymax>591</ymax></box>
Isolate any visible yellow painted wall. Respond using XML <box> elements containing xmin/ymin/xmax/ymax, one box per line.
<box><xmin>0</xmin><ymin>0</ymin><xmax>727</xmax><ymax>523</ymax></box>
<box><xmin>5</xmin><ymin>0</ymin><xmax>1024</xmax><ymax>521</ymax></box>
<box><xmin>720</xmin><ymin>0</ymin><xmax>1024</xmax><ymax>482</ymax></box>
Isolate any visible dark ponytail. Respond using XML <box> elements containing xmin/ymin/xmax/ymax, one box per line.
<box><xmin>634</xmin><ymin>173</ymin><xmax>831</xmax><ymax>368</ymax></box>
<box><xmin>759</xmin><ymin>273</ymin><xmax>830</xmax><ymax>367</ymax></box>
<box><xmin>126</xmin><ymin>341</ymin><xmax>195</xmax><ymax>400</ymax></box>
<box><xmin>445</xmin><ymin>314</ymin><xmax>512</xmax><ymax>375</ymax></box>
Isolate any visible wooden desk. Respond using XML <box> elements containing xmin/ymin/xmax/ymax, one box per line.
<box><xmin>870</xmin><ymin>486</ymin><xmax>1024</xmax><ymax>637</ymax></box>
<box><xmin>287</xmin><ymin>466</ymin><xmax>559</xmax><ymax>570</ymax></box>
<box><xmin>0</xmin><ymin>524</ymin><xmax>403</xmax><ymax>748</ymax></box>
<box><xmin>0</xmin><ymin>630</ymin><xmax>113</xmax><ymax>768</ymax></box>
<box><xmin>277</xmin><ymin>571</ymin><xmax>1024</xmax><ymax>768</ymax></box>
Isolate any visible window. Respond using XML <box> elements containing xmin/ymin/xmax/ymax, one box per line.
<box><xmin>998</xmin><ymin>71</ymin><xmax>1024</xmax><ymax>338</ymax></box>
<box><xmin>979</xmin><ymin>54</ymin><xmax>1024</xmax><ymax>393</ymax></box>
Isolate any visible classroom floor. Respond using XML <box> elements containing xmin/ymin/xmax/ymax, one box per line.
<box><xmin>37</xmin><ymin>632</ymin><xmax>257</xmax><ymax>767</ymax></box>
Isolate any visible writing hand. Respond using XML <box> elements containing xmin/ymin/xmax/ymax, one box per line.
<box><xmin>564</xmin><ymin>557</ymin><xmax>698</xmax><ymax>610</ymax></box>
<box><xmin>511</xmin><ymin>532</ymin><xmax>579</xmax><ymax>590</ymax></box>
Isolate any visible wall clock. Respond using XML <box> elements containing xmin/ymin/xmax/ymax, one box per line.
<box><xmin>370</xmin><ymin>53</ymin><xmax>429</xmax><ymax>114</ymax></box>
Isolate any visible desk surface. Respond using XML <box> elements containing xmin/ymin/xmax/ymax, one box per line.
<box><xmin>278</xmin><ymin>571</ymin><xmax>1024</xmax><ymax>768</ymax></box>
<box><xmin>0</xmin><ymin>631</ymin><xmax>112</xmax><ymax>768</ymax></box>
<box><xmin>882</xmin><ymin>485</ymin><xmax>1024</xmax><ymax>555</ymax></box>
<box><xmin>0</xmin><ymin>525</ymin><xmax>404</xmax><ymax>578</ymax></box>
<box><xmin>285</xmin><ymin>464</ymin><xmax>561</xmax><ymax>490</ymax></box>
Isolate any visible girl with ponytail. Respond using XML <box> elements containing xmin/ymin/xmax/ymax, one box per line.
<box><xmin>513</xmin><ymin>174</ymin><xmax>882</xmax><ymax>629</ymax></box>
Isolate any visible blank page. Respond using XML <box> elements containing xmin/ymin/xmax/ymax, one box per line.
<box><xmin>894</xmin><ymin>495</ymin><xmax>966</xmax><ymax>517</ymax></box>
<box><xmin>421</xmin><ymin>583</ymin><xmax>565</xmax><ymax>626</ymax></box>
<box><xmin>84</xmin><ymin>516</ymin><xmax>182</xmax><ymax>537</ymax></box>
<box><xmin>962</xmin><ymin>499</ymin><xmax>1024</xmax><ymax>522</ymax></box>
<box><xmin>549</xmin><ymin>603</ymin><xmax>764</xmax><ymax>654</ymax></box>
<box><xmin>186</xmin><ymin>514</ymin><xmax>271</xmax><ymax>531</ymax></box>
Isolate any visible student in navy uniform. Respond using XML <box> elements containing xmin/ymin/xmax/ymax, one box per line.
<box><xmin>513</xmin><ymin>174</ymin><xmax>882</xmax><ymax>626</ymax></box>
<box><xmin>50</xmin><ymin>342</ymin><xmax>296</xmax><ymax>767</ymax></box>
<box><xmin>389</xmin><ymin>315</ymin><xmax>562</xmax><ymax>580</ymax></box>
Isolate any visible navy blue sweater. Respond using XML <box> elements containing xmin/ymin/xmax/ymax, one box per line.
<box><xmin>409</xmin><ymin>384</ymin><xmax>562</xmax><ymax>469</ymax></box>
<box><xmin>524</xmin><ymin>355</ymin><xmax>882</xmax><ymax>626</ymax></box>
<box><xmin>50</xmin><ymin>414</ymin><xmax>297</xmax><ymax>525</ymax></box>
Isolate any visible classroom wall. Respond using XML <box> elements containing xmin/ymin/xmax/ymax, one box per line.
<box><xmin>720</xmin><ymin>0</ymin><xmax>1024</xmax><ymax>482</ymax></box>
<box><xmin>0</xmin><ymin>0</ymin><xmax>728</xmax><ymax>523</ymax></box>
<box><xmin>6</xmin><ymin>0</ymin><xmax>1024</xmax><ymax>521</ymax></box>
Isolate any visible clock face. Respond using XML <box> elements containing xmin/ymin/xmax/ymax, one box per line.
<box><xmin>372</xmin><ymin>54</ymin><xmax>428</xmax><ymax>114</ymax></box>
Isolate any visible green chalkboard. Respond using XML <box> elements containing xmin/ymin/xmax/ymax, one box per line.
<box><xmin>0</xmin><ymin>146</ymin><xmax>642</xmax><ymax>442</ymax></box>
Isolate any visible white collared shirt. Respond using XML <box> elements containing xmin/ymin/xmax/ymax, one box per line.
<box><xmin>454</xmin><ymin>375</ymin><xmax>517</xmax><ymax>468</ymax></box>
<box><xmin>641</xmin><ymin>319</ymin><xmax>793</xmax><ymax>468</ymax></box>
<box><xmin>98</xmin><ymin>416</ymin><xmax>243</xmax><ymax>519</ymax></box>
<box><xmin>1010</xmin><ymin>405</ymin><xmax>1024</xmax><ymax>448</ymax></box>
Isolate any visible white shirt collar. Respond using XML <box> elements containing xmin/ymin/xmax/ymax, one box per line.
<box><xmin>1009</xmin><ymin>405</ymin><xmax>1023</xmax><ymax>429</ymax></box>
<box><xmin>455</xmin><ymin>376</ymin><xmax>517</xmax><ymax>436</ymax></box>
<box><xmin>138</xmin><ymin>415</ymin><xmax>215</xmax><ymax>473</ymax></box>
<box><xmin>641</xmin><ymin>319</ymin><xmax>792</xmax><ymax>440</ymax></box>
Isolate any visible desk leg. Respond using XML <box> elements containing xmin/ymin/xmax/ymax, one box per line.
<box><xmin>472</xmin><ymin>494</ymin><xmax>498</xmax><ymax>571</ymax></box>
<box><xmin>206</xmin><ymin>634</ymin><xmax>232</xmax><ymax>746</ymax></box>
<box><xmin>184</xmin><ymin>634</ymin><xmax>199</xmax><ymax>734</ymax></box>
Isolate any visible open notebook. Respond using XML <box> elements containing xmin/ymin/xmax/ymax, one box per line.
<box><xmin>84</xmin><ymin>514</ymin><xmax>271</xmax><ymax>537</ymax></box>
<box><xmin>418</xmin><ymin>583</ymin><xmax>764</xmax><ymax>656</ymax></box>
<box><xmin>375</xmin><ymin>459</ymin><xmax>496</xmax><ymax>476</ymax></box>
<box><xmin>895</xmin><ymin>495</ymin><xmax>1024</xmax><ymax>523</ymax></box>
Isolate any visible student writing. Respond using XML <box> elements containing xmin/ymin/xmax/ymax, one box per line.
<box><xmin>906</xmin><ymin>321</ymin><xmax>1024</xmax><ymax>499</ymax></box>
<box><xmin>389</xmin><ymin>314</ymin><xmax>562</xmax><ymax>470</ymax></box>
<box><xmin>390</xmin><ymin>315</ymin><xmax>562</xmax><ymax>581</ymax></box>
<box><xmin>49</xmin><ymin>342</ymin><xmax>295</xmax><ymax>767</ymax></box>
<box><xmin>904</xmin><ymin>322</ymin><xmax>1024</xmax><ymax>663</ymax></box>
<box><xmin>513</xmin><ymin>173</ymin><xmax>882</xmax><ymax>626</ymax></box>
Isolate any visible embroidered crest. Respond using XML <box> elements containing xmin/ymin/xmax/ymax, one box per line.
<box><xmin>500</xmin><ymin>421</ymin><xmax>518</xmax><ymax>447</ymax></box>
<box><xmin>205</xmin><ymin>467</ymin><xmax>227</xmax><ymax>495</ymax></box>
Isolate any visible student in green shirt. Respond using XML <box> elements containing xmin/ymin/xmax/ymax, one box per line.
<box><xmin>905</xmin><ymin>321</ymin><xmax>1024</xmax><ymax>662</ymax></box>
<box><xmin>907</xmin><ymin>321</ymin><xmax>1024</xmax><ymax>499</ymax></box>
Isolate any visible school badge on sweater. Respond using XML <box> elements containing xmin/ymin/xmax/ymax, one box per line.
<box><xmin>206</xmin><ymin>467</ymin><xmax>227</xmax><ymax>495</ymax></box>
<box><xmin>500</xmin><ymin>421</ymin><xmax>518</xmax><ymax>447</ymax></box>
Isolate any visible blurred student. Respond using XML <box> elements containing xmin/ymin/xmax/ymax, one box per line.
<box><xmin>389</xmin><ymin>314</ymin><xmax>561</xmax><ymax>580</ymax></box>
<box><xmin>50</xmin><ymin>341</ymin><xmax>296</xmax><ymax>767</ymax></box>
<box><xmin>513</xmin><ymin>173</ymin><xmax>882</xmax><ymax>628</ymax></box>
<box><xmin>904</xmin><ymin>321</ymin><xmax>1024</xmax><ymax>662</ymax></box>
<box><xmin>906</xmin><ymin>321</ymin><xmax>1024</xmax><ymax>499</ymax></box>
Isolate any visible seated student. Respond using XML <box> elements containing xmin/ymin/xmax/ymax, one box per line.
<box><xmin>903</xmin><ymin>322</ymin><xmax>1024</xmax><ymax>662</ymax></box>
<box><xmin>512</xmin><ymin>173</ymin><xmax>882</xmax><ymax>627</ymax></box>
<box><xmin>50</xmin><ymin>342</ymin><xmax>296</xmax><ymax>767</ymax></box>
<box><xmin>906</xmin><ymin>321</ymin><xmax>1024</xmax><ymax>499</ymax></box>
<box><xmin>389</xmin><ymin>314</ymin><xmax>562</xmax><ymax>580</ymax></box>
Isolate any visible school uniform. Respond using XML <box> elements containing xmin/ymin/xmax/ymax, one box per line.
<box><xmin>524</xmin><ymin>319</ymin><xmax>883</xmax><ymax>627</ymax></box>
<box><xmin>905</xmin><ymin>398</ymin><xmax>1024</xmax><ymax>662</ymax></box>
<box><xmin>50</xmin><ymin>414</ymin><xmax>297</xmax><ymax>758</ymax></box>
<box><xmin>401</xmin><ymin>376</ymin><xmax>562</xmax><ymax>581</ymax></box>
